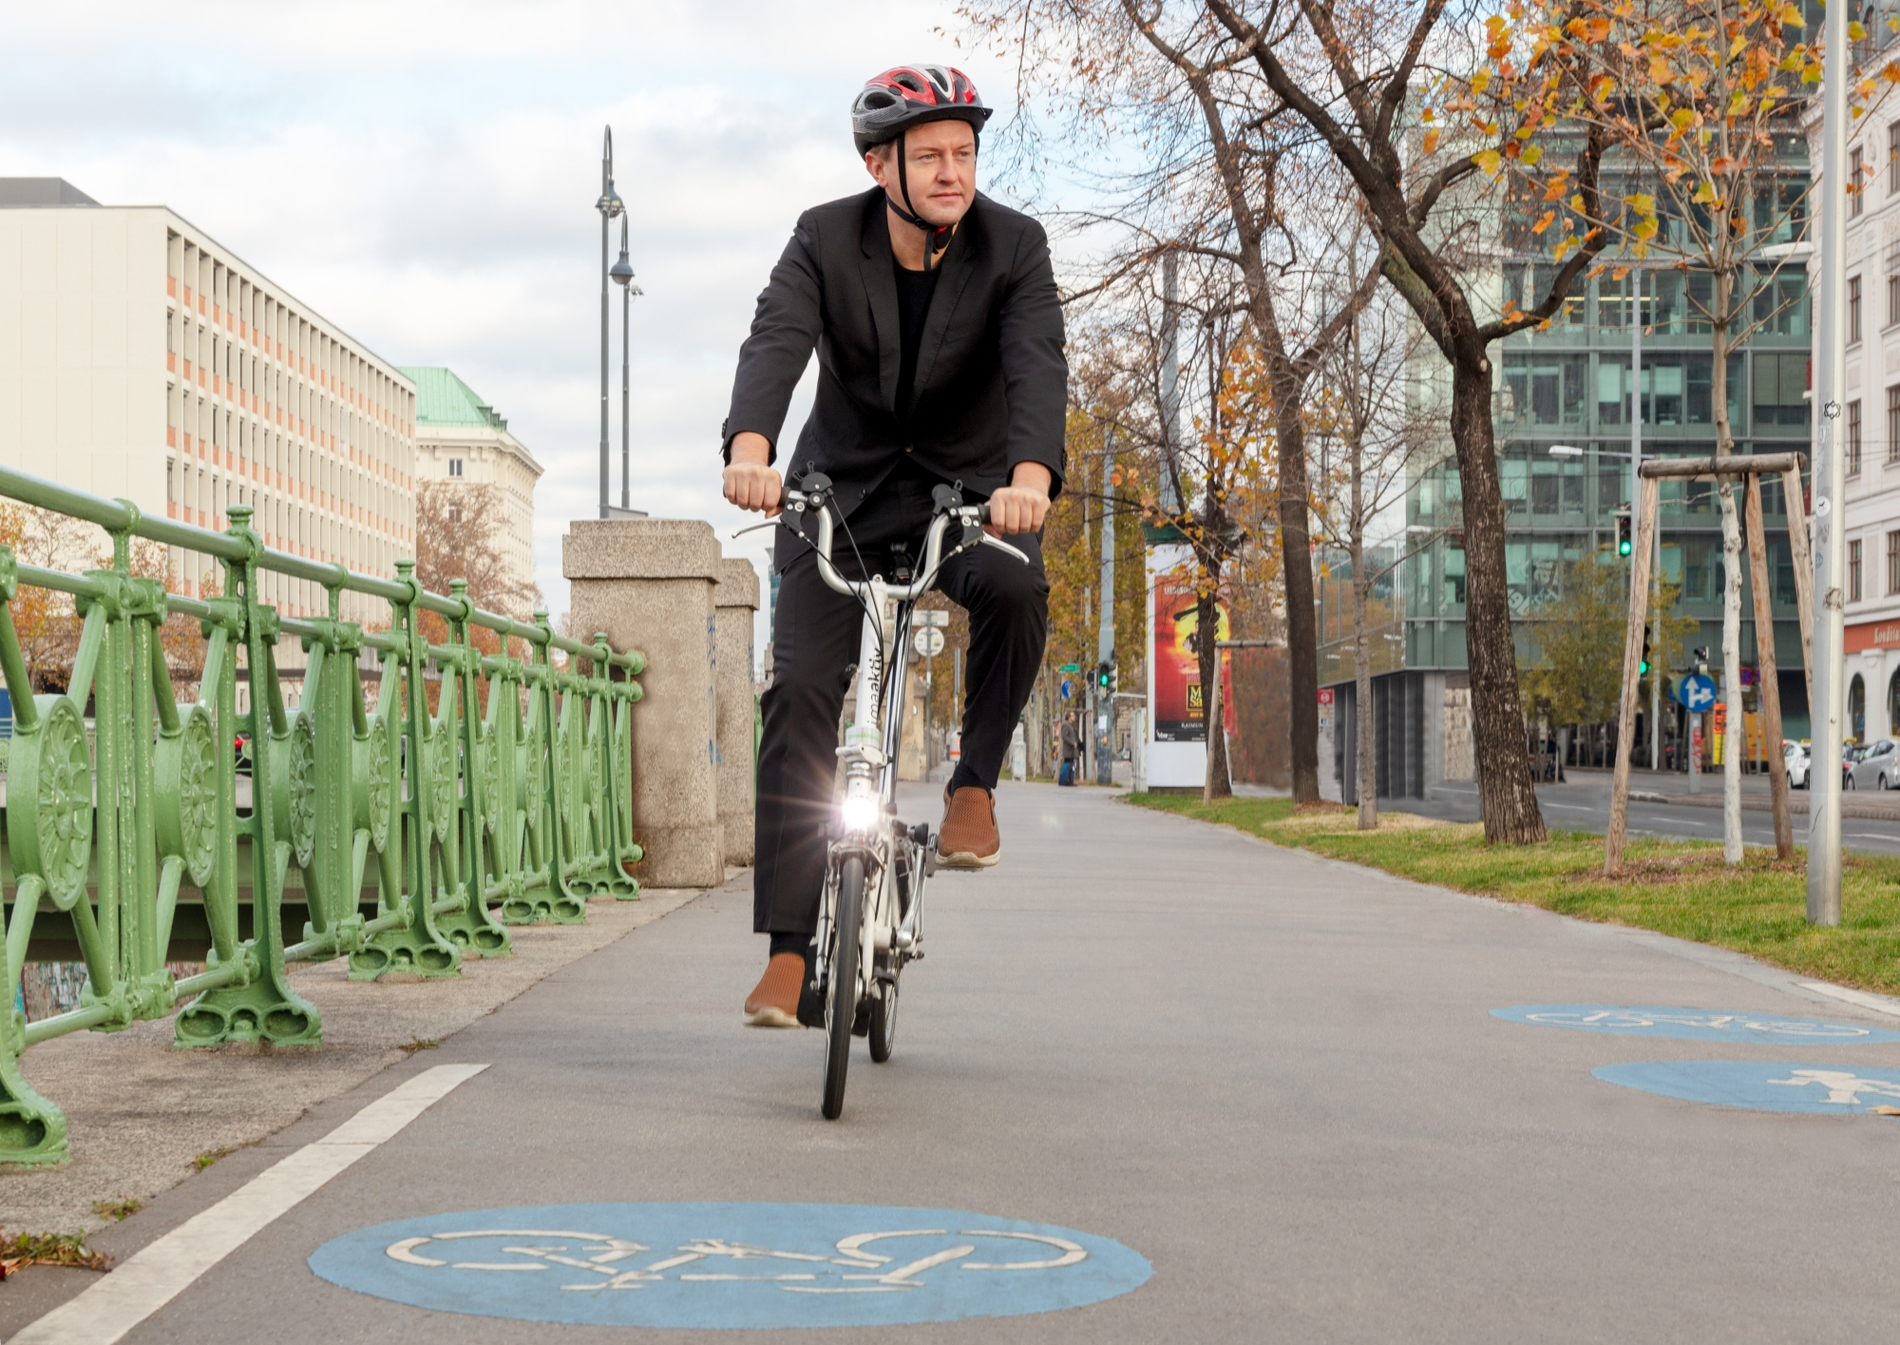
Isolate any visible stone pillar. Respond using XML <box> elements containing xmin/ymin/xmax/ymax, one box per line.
<box><xmin>714</xmin><ymin>558</ymin><xmax>760</xmax><ymax>865</ymax></box>
<box><xmin>565</xmin><ymin>519</ymin><xmax>724</xmax><ymax>888</ymax></box>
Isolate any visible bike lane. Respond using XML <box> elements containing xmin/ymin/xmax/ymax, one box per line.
<box><xmin>11</xmin><ymin>784</ymin><xmax>1900</xmax><ymax>1342</ymax></box>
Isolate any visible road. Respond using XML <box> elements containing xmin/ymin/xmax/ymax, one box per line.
<box><xmin>1410</xmin><ymin>770</ymin><xmax>1900</xmax><ymax>855</ymax></box>
<box><xmin>8</xmin><ymin>783</ymin><xmax>1900</xmax><ymax>1342</ymax></box>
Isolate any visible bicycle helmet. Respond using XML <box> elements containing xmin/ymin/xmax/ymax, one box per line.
<box><xmin>852</xmin><ymin>65</ymin><xmax>992</xmax><ymax>271</ymax></box>
<box><xmin>851</xmin><ymin>64</ymin><xmax>991</xmax><ymax>156</ymax></box>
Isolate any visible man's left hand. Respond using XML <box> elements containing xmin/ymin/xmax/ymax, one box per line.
<box><xmin>987</xmin><ymin>463</ymin><xmax>1054</xmax><ymax>536</ymax></box>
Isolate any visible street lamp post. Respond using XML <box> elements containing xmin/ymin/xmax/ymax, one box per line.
<box><xmin>1808</xmin><ymin>0</ymin><xmax>1848</xmax><ymax>925</ymax></box>
<box><xmin>596</xmin><ymin>127</ymin><xmax>624</xmax><ymax>521</ymax></box>
<box><xmin>610</xmin><ymin>217</ymin><xmax>638</xmax><ymax>513</ymax></box>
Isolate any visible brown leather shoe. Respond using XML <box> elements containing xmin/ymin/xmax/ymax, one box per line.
<box><xmin>937</xmin><ymin>786</ymin><xmax>1000</xmax><ymax>869</ymax></box>
<box><xmin>744</xmin><ymin>952</ymin><xmax>806</xmax><ymax>1027</ymax></box>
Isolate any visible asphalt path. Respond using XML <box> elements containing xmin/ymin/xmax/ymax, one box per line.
<box><xmin>1411</xmin><ymin>775</ymin><xmax>1900</xmax><ymax>856</ymax></box>
<box><xmin>15</xmin><ymin>783</ymin><xmax>1900</xmax><ymax>1342</ymax></box>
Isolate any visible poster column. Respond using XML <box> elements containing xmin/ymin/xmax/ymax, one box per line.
<box><xmin>1145</xmin><ymin>543</ymin><xmax>1232</xmax><ymax>788</ymax></box>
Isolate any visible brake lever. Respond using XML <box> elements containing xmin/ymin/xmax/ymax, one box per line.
<box><xmin>979</xmin><ymin>533</ymin><xmax>1031</xmax><ymax>565</ymax></box>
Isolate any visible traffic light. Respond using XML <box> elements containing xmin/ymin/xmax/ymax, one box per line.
<box><xmin>1616</xmin><ymin>512</ymin><xmax>1633</xmax><ymax>557</ymax></box>
<box><xmin>1096</xmin><ymin>661</ymin><xmax>1115</xmax><ymax>694</ymax></box>
<box><xmin>1640</xmin><ymin>631</ymin><xmax>1652</xmax><ymax>677</ymax></box>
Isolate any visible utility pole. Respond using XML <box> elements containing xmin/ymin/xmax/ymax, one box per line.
<box><xmin>1633</xmin><ymin>268</ymin><xmax>1664</xmax><ymax>778</ymax></box>
<box><xmin>1160</xmin><ymin>252</ymin><xmax>1182</xmax><ymax>514</ymax></box>
<box><xmin>1097</xmin><ymin>430</ymin><xmax>1117</xmax><ymax>785</ymax></box>
<box><xmin>1808</xmin><ymin>0</ymin><xmax>1848</xmax><ymax>925</ymax></box>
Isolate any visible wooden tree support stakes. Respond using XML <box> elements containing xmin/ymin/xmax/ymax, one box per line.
<box><xmin>1605</xmin><ymin>452</ymin><xmax>1809</xmax><ymax>874</ymax></box>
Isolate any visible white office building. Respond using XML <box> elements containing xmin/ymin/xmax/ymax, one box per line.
<box><xmin>0</xmin><ymin>178</ymin><xmax>417</xmax><ymax>626</ymax></box>
<box><xmin>402</xmin><ymin>367</ymin><xmax>541</xmax><ymax>606</ymax></box>
<box><xmin>1839</xmin><ymin>125</ymin><xmax>1900</xmax><ymax>743</ymax></box>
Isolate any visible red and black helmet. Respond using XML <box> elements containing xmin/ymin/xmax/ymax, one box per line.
<box><xmin>851</xmin><ymin>64</ymin><xmax>991</xmax><ymax>156</ymax></box>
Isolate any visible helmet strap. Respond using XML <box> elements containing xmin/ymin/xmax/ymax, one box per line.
<box><xmin>889</xmin><ymin>131</ymin><xmax>953</xmax><ymax>274</ymax></box>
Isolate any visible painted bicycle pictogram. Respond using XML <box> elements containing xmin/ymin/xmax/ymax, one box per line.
<box><xmin>1492</xmin><ymin>1004</ymin><xmax>1900</xmax><ymax>1043</ymax></box>
<box><xmin>383</xmin><ymin>1225</ymin><xmax>1088</xmax><ymax>1293</ymax></box>
<box><xmin>310</xmin><ymin>1202</ymin><xmax>1151</xmax><ymax>1328</ymax></box>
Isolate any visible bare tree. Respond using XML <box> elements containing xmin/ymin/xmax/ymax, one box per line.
<box><xmin>414</xmin><ymin>480</ymin><xmax>538</xmax><ymax>621</ymax></box>
<box><xmin>1207</xmin><ymin>0</ymin><xmax>1620</xmax><ymax>842</ymax></box>
<box><xmin>961</xmin><ymin>0</ymin><xmax>1380</xmax><ymax>803</ymax></box>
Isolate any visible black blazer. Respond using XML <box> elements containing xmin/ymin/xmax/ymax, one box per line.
<box><xmin>722</xmin><ymin>187</ymin><xmax>1067</xmax><ymax>549</ymax></box>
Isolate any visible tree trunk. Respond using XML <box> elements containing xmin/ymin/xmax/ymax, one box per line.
<box><xmin>1448</xmin><ymin>354</ymin><xmax>1547</xmax><ymax>842</ymax></box>
<box><xmin>1274</xmin><ymin>382</ymin><xmax>1320</xmax><ymax>803</ymax></box>
<box><xmin>1198</xmin><ymin>583</ymin><xmax>1232</xmax><ymax>801</ymax></box>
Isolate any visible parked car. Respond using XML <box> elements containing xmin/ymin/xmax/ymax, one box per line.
<box><xmin>1784</xmin><ymin>740</ymin><xmax>1810</xmax><ymax>789</ymax></box>
<box><xmin>1850</xmin><ymin>737</ymin><xmax>1900</xmax><ymax>790</ymax></box>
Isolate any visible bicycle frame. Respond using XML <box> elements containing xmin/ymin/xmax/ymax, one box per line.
<box><xmin>779</xmin><ymin>484</ymin><xmax>1023</xmax><ymax>1004</ymax></box>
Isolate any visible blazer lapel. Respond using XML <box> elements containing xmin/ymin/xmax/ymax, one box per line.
<box><xmin>857</xmin><ymin>198</ymin><xmax>902</xmax><ymax>413</ymax></box>
<box><xmin>913</xmin><ymin>207</ymin><xmax>980</xmax><ymax>400</ymax></box>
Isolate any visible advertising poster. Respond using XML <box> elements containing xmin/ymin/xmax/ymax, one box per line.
<box><xmin>1151</xmin><ymin>568</ymin><xmax>1231</xmax><ymax>742</ymax></box>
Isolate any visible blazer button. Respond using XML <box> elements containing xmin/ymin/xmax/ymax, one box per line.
<box><xmin>904</xmin><ymin>444</ymin><xmax>914</xmax><ymax>453</ymax></box>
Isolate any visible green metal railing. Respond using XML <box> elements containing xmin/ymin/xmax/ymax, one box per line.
<box><xmin>0</xmin><ymin>464</ymin><xmax>644</xmax><ymax>1168</ymax></box>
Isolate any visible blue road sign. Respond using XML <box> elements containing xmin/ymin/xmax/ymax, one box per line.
<box><xmin>1674</xmin><ymin>672</ymin><xmax>1717</xmax><ymax>712</ymax></box>
<box><xmin>1060</xmin><ymin>679</ymin><xmax>1072</xmax><ymax>700</ymax></box>
<box><xmin>1492</xmin><ymin>1005</ymin><xmax>1900</xmax><ymax>1044</ymax></box>
<box><xmin>309</xmin><ymin>1202</ymin><xmax>1152</xmax><ymax>1329</ymax></box>
<box><xmin>1594</xmin><ymin>1060</ymin><xmax>1900</xmax><ymax>1115</ymax></box>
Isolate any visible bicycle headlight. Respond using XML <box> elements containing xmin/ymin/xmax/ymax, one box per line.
<box><xmin>841</xmin><ymin>793</ymin><xmax>880</xmax><ymax>832</ymax></box>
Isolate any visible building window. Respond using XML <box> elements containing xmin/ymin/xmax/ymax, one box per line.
<box><xmin>1854</xmin><ymin>145</ymin><xmax>1867</xmax><ymax>217</ymax></box>
<box><xmin>1851</xmin><ymin>275</ymin><xmax>1863</xmax><ymax>342</ymax></box>
<box><xmin>1890</xmin><ymin>121</ymin><xmax>1899</xmax><ymax>194</ymax></box>
<box><xmin>448</xmin><ymin>458</ymin><xmax>463</xmax><ymax>478</ymax></box>
<box><xmin>1851</xmin><ymin>399</ymin><xmax>1864</xmax><ymax>476</ymax></box>
<box><xmin>1890</xmin><ymin>387</ymin><xmax>1900</xmax><ymax>463</ymax></box>
<box><xmin>1889</xmin><ymin>532</ymin><xmax>1900</xmax><ymax>596</ymax></box>
<box><xmin>447</xmin><ymin>501</ymin><xmax>463</xmax><ymax>523</ymax></box>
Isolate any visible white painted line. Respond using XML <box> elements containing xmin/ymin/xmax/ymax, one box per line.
<box><xmin>1798</xmin><ymin>982</ymin><xmax>1900</xmax><ymax>1020</ymax></box>
<box><xmin>12</xmin><ymin>1063</ymin><xmax>488</xmax><ymax>1345</ymax></box>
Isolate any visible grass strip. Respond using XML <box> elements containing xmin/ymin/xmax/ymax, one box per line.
<box><xmin>1125</xmin><ymin>793</ymin><xmax>1900</xmax><ymax>996</ymax></box>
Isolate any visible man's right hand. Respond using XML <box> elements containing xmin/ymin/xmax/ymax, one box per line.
<box><xmin>723</xmin><ymin>431</ymin><xmax>782</xmax><ymax>516</ymax></box>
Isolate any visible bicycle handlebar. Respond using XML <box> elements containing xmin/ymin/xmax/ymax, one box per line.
<box><xmin>780</xmin><ymin>487</ymin><xmax>1029</xmax><ymax>601</ymax></box>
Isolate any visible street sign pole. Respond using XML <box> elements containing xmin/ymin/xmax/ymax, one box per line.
<box><xmin>1807</xmin><ymin>0</ymin><xmax>1848</xmax><ymax>926</ymax></box>
<box><xmin>1097</xmin><ymin>430</ymin><xmax>1117</xmax><ymax>786</ymax></box>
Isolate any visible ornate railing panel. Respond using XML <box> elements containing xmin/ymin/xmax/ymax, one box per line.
<box><xmin>0</xmin><ymin>466</ymin><xmax>643</xmax><ymax>1167</ymax></box>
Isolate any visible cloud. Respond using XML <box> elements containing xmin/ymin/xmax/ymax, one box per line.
<box><xmin>0</xmin><ymin>0</ymin><xmax>1022</xmax><ymax>657</ymax></box>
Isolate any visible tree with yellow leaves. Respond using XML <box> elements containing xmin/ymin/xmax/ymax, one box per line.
<box><xmin>1521</xmin><ymin>0</ymin><xmax>1891</xmax><ymax>860</ymax></box>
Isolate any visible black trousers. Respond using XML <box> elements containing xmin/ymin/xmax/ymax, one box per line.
<box><xmin>753</xmin><ymin>467</ymin><xmax>1048</xmax><ymax>936</ymax></box>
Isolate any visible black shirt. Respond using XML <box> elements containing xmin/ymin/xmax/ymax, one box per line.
<box><xmin>892</xmin><ymin>258</ymin><xmax>941</xmax><ymax>423</ymax></box>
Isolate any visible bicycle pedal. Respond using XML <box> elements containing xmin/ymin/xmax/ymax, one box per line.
<box><xmin>796</xmin><ymin>978</ymin><xmax>826</xmax><ymax>1029</ymax></box>
<box><xmin>851</xmin><ymin>1001</ymin><xmax>872</xmax><ymax>1037</ymax></box>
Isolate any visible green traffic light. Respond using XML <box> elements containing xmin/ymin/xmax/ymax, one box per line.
<box><xmin>1619</xmin><ymin>538</ymin><xmax>1633</xmax><ymax>557</ymax></box>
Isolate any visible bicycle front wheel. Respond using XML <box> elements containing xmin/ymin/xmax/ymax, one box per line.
<box><xmin>821</xmin><ymin>855</ymin><xmax>864</xmax><ymax>1120</ymax></box>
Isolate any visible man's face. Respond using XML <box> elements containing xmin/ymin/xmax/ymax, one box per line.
<box><xmin>865</xmin><ymin>120</ymin><xmax>977</xmax><ymax>227</ymax></box>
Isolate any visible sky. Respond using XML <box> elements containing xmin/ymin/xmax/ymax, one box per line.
<box><xmin>0</xmin><ymin>0</ymin><xmax>1024</xmax><ymax>653</ymax></box>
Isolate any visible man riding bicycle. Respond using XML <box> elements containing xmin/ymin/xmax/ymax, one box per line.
<box><xmin>721</xmin><ymin>63</ymin><xmax>1066</xmax><ymax>1027</ymax></box>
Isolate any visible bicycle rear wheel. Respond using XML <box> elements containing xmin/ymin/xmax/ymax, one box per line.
<box><xmin>821</xmin><ymin>856</ymin><xmax>864</xmax><ymax>1120</ymax></box>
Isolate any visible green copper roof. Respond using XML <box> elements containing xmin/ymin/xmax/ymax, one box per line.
<box><xmin>400</xmin><ymin>366</ymin><xmax>509</xmax><ymax>431</ymax></box>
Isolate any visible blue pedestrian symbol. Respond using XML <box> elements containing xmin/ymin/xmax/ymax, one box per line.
<box><xmin>309</xmin><ymin>1202</ymin><xmax>1152</xmax><ymax>1329</ymax></box>
<box><xmin>1492</xmin><ymin>1005</ymin><xmax>1900</xmax><ymax>1044</ymax></box>
<box><xmin>1594</xmin><ymin>1060</ymin><xmax>1900</xmax><ymax>1115</ymax></box>
<box><xmin>1675</xmin><ymin>673</ymin><xmax>1717</xmax><ymax>712</ymax></box>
